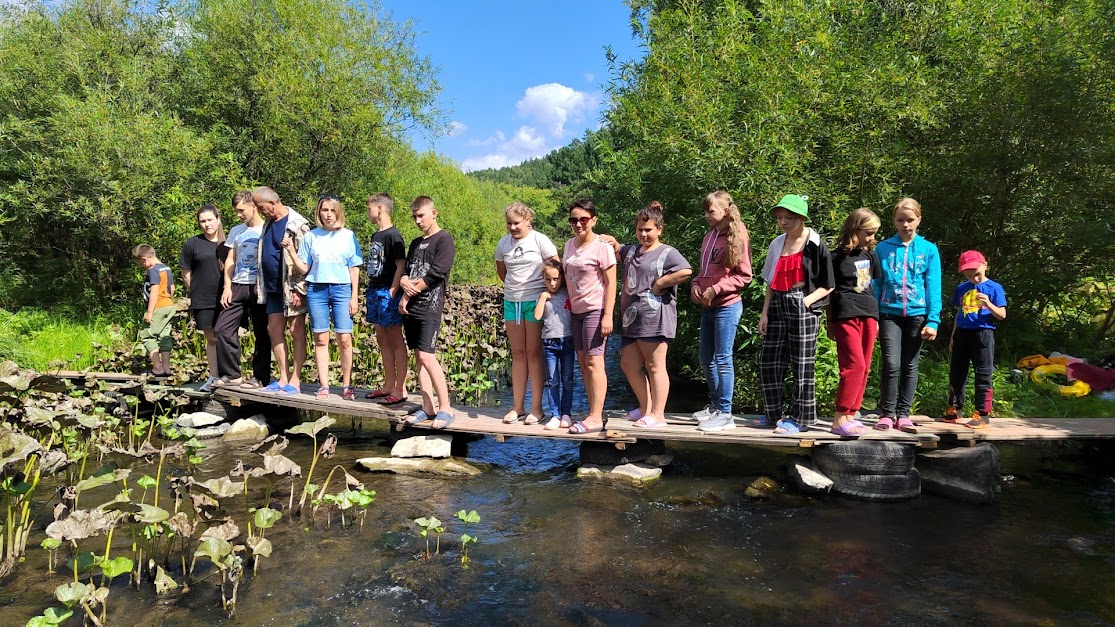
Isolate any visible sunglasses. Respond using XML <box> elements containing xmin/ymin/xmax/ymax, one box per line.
<box><xmin>319</xmin><ymin>194</ymin><xmax>339</xmax><ymax>201</ymax></box>
<box><xmin>568</xmin><ymin>216</ymin><xmax>593</xmax><ymax>226</ymax></box>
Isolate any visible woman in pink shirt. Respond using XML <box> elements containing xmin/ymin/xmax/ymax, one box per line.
<box><xmin>562</xmin><ymin>198</ymin><xmax>617</xmax><ymax>434</ymax></box>
<box><xmin>690</xmin><ymin>190</ymin><xmax>753</xmax><ymax>433</ymax></box>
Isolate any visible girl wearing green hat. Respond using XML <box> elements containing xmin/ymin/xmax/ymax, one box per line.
<box><xmin>757</xmin><ymin>194</ymin><xmax>835</xmax><ymax>434</ymax></box>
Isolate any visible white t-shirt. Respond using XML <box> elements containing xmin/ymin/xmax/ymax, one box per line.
<box><xmin>494</xmin><ymin>230</ymin><xmax>558</xmax><ymax>302</ymax></box>
<box><xmin>225</xmin><ymin>223</ymin><xmax>263</xmax><ymax>285</ymax></box>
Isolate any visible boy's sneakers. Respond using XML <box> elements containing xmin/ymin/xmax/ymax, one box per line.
<box><xmin>692</xmin><ymin>405</ymin><xmax>715</xmax><ymax>422</ymax></box>
<box><xmin>939</xmin><ymin>407</ymin><xmax>963</xmax><ymax>423</ymax></box>
<box><xmin>698</xmin><ymin>411</ymin><xmax>736</xmax><ymax>432</ymax></box>
<box><xmin>964</xmin><ymin>413</ymin><xmax>991</xmax><ymax>430</ymax></box>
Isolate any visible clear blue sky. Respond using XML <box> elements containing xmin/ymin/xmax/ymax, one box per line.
<box><xmin>377</xmin><ymin>0</ymin><xmax>644</xmax><ymax>171</ymax></box>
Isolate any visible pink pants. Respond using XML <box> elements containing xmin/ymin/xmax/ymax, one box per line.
<box><xmin>833</xmin><ymin>317</ymin><xmax>878</xmax><ymax>414</ymax></box>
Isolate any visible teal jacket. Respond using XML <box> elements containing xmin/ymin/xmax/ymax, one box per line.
<box><xmin>873</xmin><ymin>235</ymin><xmax>942</xmax><ymax>330</ymax></box>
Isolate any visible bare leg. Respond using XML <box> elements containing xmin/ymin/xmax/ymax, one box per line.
<box><xmin>640</xmin><ymin>339</ymin><xmax>670</xmax><ymax>419</ymax></box>
<box><xmin>313</xmin><ymin>331</ymin><xmax>330</xmax><ymax>389</ymax></box>
<box><xmin>288</xmin><ymin>313</ymin><xmax>306</xmax><ymax>388</ymax></box>
<box><xmin>388</xmin><ymin>326</ymin><xmax>409</xmax><ymax>397</ymax></box>
<box><xmin>524</xmin><ymin>320</ymin><xmax>545</xmax><ymax>417</ymax></box>
<box><xmin>373</xmin><ymin>324</ymin><xmax>393</xmax><ymax>393</ymax></box>
<box><xmin>267</xmin><ymin>312</ymin><xmax>290</xmax><ymax>386</ymax></box>
<box><xmin>415</xmin><ymin>353</ymin><xmax>436</xmax><ymax>414</ymax></box>
<box><xmin>577</xmin><ymin>350</ymin><xmax>592</xmax><ymax>411</ymax></box>
<box><xmin>338</xmin><ymin>332</ymin><xmax>353</xmax><ymax>387</ymax></box>
<box><xmin>416</xmin><ymin>350</ymin><xmax>454</xmax><ymax>428</ymax></box>
<box><xmin>583</xmin><ymin>354</ymin><xmax>607</xmax><ymax>429</ymax></box>
<box><xmin>506</xmin><ymin>320</ymin><xmax>528</xmax><ymax>414</ymax></box>
<box><xmin>620</xmin><ymin>342</ymin><xmax>651</xmax><ymax>417</ymax></box>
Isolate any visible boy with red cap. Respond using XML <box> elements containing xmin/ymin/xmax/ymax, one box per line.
<box><xmin>941</xmin><ymin>250</ymin><xmax>1007</xmax><ymax>429</ymax></box>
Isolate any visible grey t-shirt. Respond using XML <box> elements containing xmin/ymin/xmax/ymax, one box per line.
<box><xmin>619</xmin><ymin>244</ymin><xmax>691</xmax><ymax>339</ymax></box>
<box><xmin>538</xmin><ymin>288</ymin><xmax>573</xmax><ymax>340</ymax></box>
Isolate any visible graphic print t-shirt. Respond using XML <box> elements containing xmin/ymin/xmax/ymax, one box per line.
<box><xmin>562</xmin><ymin>238</ymin><xmax>616</xmax><ymax>315</ymax></box>
<box><xmin>831</xmin><ymin>247</ymin><xmax>882</xmax><ymax>320</ymax></box>
<box><xmin>405</xmin><ymin>230</ymin><xmax>456</xmax><ymax>320</ymax></box>
<box><xmin>143</xmin><ymin>263</ymin><xmax>175</xmax><ymax>309</ymax></box>
<box><xmin>618</xmin><ymin>244</ymin><xmax>691</xmax><ymax>339</ymax></box>
<box><xmin>495</xmin><ymin>230</ymin><xmax>558</xmax><ymax>302</ymax></box>
<box><xmin>538</xmin><ymin>288</ymin><xmax>573</xmax><ymax>340</ymax></box>
<box><xmin>365</xmin><ymin>226</ymin><xmax>406</xmax><ymax>291</ymax></box>
<box><xmin>952</xmin><ymin>279</ymin><xmax>1007</xmax><ymax>330</ymax></box>
<box><xmin>224</xmin><ymin>223</ymin><xmax>263</xmax><ymax>285</ymax></box>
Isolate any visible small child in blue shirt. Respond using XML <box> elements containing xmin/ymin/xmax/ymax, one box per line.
<box><xmin>940</xmin><ymin>250</ymin><xmax>1007</xmax><ymax>429</ymax></box>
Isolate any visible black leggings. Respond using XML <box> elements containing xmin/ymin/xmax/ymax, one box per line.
<box><xmin>214</xmin><ymin>283</ymin><xmax>270</xmax><ymax>381</ymax></box>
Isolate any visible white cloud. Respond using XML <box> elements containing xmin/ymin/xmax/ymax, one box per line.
<box><xmin>461</xmin><ymin>126</ymin><xmax>550</xmax><ymax>172</ymax></box>
<box><xmin>446</xmin><ymin>121</ymin><xmax>468</xmax><ymax>137</ymax></box>
<box><xmin>516</xmin><ymin>83</ymin><xmax>600</xmax><ymax>137</ymax></box>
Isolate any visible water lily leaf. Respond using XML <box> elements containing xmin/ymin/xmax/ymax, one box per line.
<box><xmin>54</xmin><ymin>581</ymin><xmax>94</xmax><ymax>607</ymax></box>
<box><xmin>246</xmin><ymin>536</ymin><xmax>272</xmax><ymax>558</ymax></box>
<box><xmin>74</xmin><ymin>469</ymin><xmax>130</xmax><ymax>493</ymax></box>
<box><xmin>100</xmin><ymin>500</ymin><xmax>142</xmax><ymax>516</ymax></box>
<box><xmin>166</xmin><ymin>512</ymin><xmax>197</xmax><ymax>538</ymax></box>
<box><xmin>154</xmin><ymin>566</ymin><xmax>178</xmax><ymax>594</ymax></box>
<box><xmin>28</xmin><ymin>606</ymin><xmax>73</xmax><ymax>626</ymax></box>
<box><xmin>135</xmin><ymin>504</ymin><xmax>170</xmax><ymax>524</ymax></box>
<box><xmin>0</xmin><ymin>429</ymin><xmax>42</xmax><ymax>469</ymax></box>
<box><xmin>199</xmin><ymin>520</ymin><xmax>240</xmax><ymax>542</ymax></box>
<box><xmin>98</xmin><ymin>556</ymin><xmax>133</xmax><ymax>580</ymax></box>
<box><xmin>29</xmin><ymin>374</ymin><xmax>69</xmax><ymax>394</ymax></box>
<box><xmin>0</xmin><ymin>373</ymin><xmax>31</xmax><ymax>393</ymax></box>
<box><xmin>285</xmin><ymin>416</ymin><xmax>336</xmax><ymax>438</ymax></box>
<box><xmin>194</xmin><ymin>537</ymin><xmax>232</xmax><ymax>564</ymax></box>
<box><xmin>143</xmin><ymin>388</ymin><xmax>167</xmax><ymax>403</ymax></box>
<box><xmin>197</xmin><ymin>476</ymin><xmax>244</xmax><ymax>498</ymax></box>
<box><xmin>319</xmin><ymin>433</ymin><xmax>337</xmax><ymax>459</ymax></box>
<box><xmin>136</xmin><ymin>474</ymin><xmax>157</xmax><ymax>490</ymax></box>
<box><xmin>90</xmin><ymin>586</ymin><xmax>109</xmax><ymax>605</ymax></box>
<box><xmin>252</xmin><ymin>507</ymin><xmax>281</xmax><ymax>530</ymax></box>
<box><xmin>63</xmin><ymin>552</ymin><xmax>102</xmax><ymax>575</ymax></box>
<box><xmin>343</xmin><ymin>470</ymin><xmax>363</xmax><ymax>490</ymax></box>
<box><xmin>261</xmin><ymin>453</ymin><xmax>301</xmax><ymax>477</ymax></box>
<box><xmin>456</xmin><ymin>509</ymin><xmax>481</xmax><ymax>524</ymax></box>
<box><xmin>250</xmin><ymin>434</ymin><xmax>289</xmax><ymax>456</ymax></box>
<box><xmin>461</xmin><ymin>533</ymin><xmax>476</xmax><ymax>545</ymax></box>
<box><xmin>22</xmin><ymin>407</ymin><xmax>58</xmax><ymax>428</ymax></box>
<box><xmin>40</xmin><ymin>537</ymin><xmax>62</xmax><ymax>550</ymax></box>
<box><xmin>46</xmin><ymin>509</ymin><xmax>117</xmax><ymax>541</ymax></box>
<box><xmin>73</xmin><ymin>414</ymin><xmax>105</xmax><ymax>430</ymax></box>
<box><xmin>0</xmin><ymin>361</ymin><xmax>17</xmax><ymax>377</ymax></box>
<box><xmin>39</xmin><ymin>449</ymin><xmax>72</xmax><ymax>475</ymax></box>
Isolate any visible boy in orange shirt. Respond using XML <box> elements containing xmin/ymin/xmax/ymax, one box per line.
<box><xmin>133</xmin><ymin>244</ymin><xmax>176</xmax><ymax>376</ymax></box>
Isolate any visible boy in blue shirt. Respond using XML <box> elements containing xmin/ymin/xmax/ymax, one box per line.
<box><xmin>941</xmin><ymin>250</ymin><xmax>1007</xmax><ymax>429</ymax></box>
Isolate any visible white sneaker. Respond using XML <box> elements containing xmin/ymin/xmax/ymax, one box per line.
<box><xmin>698</xmin><ymin>411</ymin><xmax>737</xmax><ymax>432</ymax></box>
<box><xmin>692</xmin><ymin>405</ymin><xmax>715</xmax><ymax>421</ymax></box>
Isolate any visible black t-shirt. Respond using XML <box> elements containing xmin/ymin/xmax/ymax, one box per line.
<box><xmin>365</xmin><ymin>226</ymin><xmax>406</xmax><ymax>292</ymax></box>
<box><xmin>830</xmin><ymin>247</ymin><xmax>881</xmax><ymax>319</ymax></box>
<box><xmin>179</xmin><ymin>235</ymin><xmax>223</xmax><ymax>309</ymax></box>
<box><xmin>405</xmin><ymin>230</ymin><xmax>455</xmax><ymax>320</ymax></box>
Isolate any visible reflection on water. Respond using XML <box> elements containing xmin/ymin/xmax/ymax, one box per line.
<box><xmin>6</xmin><ymin>417</ymin><xmax>1115</xmax><ymax>625</ymax></box>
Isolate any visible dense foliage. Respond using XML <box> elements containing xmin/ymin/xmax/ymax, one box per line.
<box><xmin>0</xmin><ymin>0</ymin><xmax>551</xmax><ymax>309</ymax></box>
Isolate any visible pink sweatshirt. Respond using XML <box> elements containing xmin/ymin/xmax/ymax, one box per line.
<box><xmin>692</xmin><ymin>225</ymin><xmax>753</xmax><ymax>308</ymax></box>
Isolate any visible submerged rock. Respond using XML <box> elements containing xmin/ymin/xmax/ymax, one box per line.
<box><xmin>644</xmin><ymin>454</ymin><xmax>674</xmax><ymax>468</ymax></box>
<box><xmin>744</xmin><ymin>476</ymin><xmax>781</xmax><ymax>499</ymax></box>
<box><xmin>357</xmin><ymin>456</ymin><xmax>483</xmax><ymax>477</ymax></box>
<box><xmin>917</xmin><ymin>444</ymin><xmax>1001</xmax><ymax>504</ymax></box>
<box><xmin>193</xmin><ymin>423</ymin><xmax>231</xmax><ymax>439</ymax></box>
<box><xmin>390</xmin><ymin>434</ymin><xmax>453</xmax><ymax>459</ymax></box>
<box><xmin>223</xmin><ymin>415</ymin><xmax>269</xmax><ymax>442</ymax></box>
<box><xmin>786</xmin><ymin>455</ymin><xmax>833</xmax><ymax>494</ymax></box>
<box><xmin>659</xmin><ymin>489</ymin><xmax>726</xmax><ymax>508</ymax></box>
<box><xmin>176</xmin><ymin>411</ymin><xmax>225</xmax><ymax>428</ymax></box>
<box><xmin>576</xmin><ymin>463</ymin><xmax>662</xmax><ymax>487</ymax></box>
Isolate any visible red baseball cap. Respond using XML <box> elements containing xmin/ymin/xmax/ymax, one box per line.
<box><xmin>958</xmin><ymin>250</ymin><xmax>986</xmax><ymax>272</ymax></box>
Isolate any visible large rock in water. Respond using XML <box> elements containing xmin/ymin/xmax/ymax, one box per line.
<box><xmin>916</xmin><ymin>444</ymin><xmax>1001</xmax><ymax>504</ymax></box>
<box><xmin>176</xmin><ymin>412</ymin><xmax>225</xmax><ymax>428</ymax></box>
<box><xmin>786</xmin><ymin>455</ymin><xmax>833</xmax><ymax>494</ymax></box>
<box><xmin>576</xmin><ymin>463</ymin><xmax>662</xmax><ymax>488</ymax></box>
<box><xmin>390</xmin><ymin>435</ymin><xmax>452</xmax><ymax>459</ymax></box>
<box><xmin>357</xmin><ymin>456</ymin><xmax>483</xmax><ymax>477</ymax></box>
<box><xmin>222</xmin><ymin>415</ymin><xmax>269</xmax><ymax>442</ymax></box>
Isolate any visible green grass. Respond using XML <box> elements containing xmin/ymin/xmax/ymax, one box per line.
<box><xmin>0</xmin><ymin>308</ymin><xmax>125</xmax><ymax>371</ymax></box>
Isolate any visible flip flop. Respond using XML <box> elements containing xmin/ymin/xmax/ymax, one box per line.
<box><xmin>405</xmin><ymin>409</ymin><xmax>431</xmax><ymax>425</ymax></box>
<box><xmin>745</xmin><ymin>417</ymin><xmax>773</xmax><ymax>428</ymax></box>
<box><xmin>632</xmin><ymin>415</ymin><xmax>664</xmax><ymax>429</ymax></box>
<box><xmin>773</xmin><ymin>419</ymin><xmax>801</xmax><ymax>435</ymax></box>
<box><xmin>830</xmin><ymin>420</ymin><xmax>867</xmax><ymax>437</ymax></box>
<box><xmin>259</xmin><ymin>381</ymin><xmax>282</xmax><ymax>393</ymax></box>
<box><xmin>364</xmin><ymin>389</ymin><xmax>389</xmax><ymax>399</ymax></box>
<box><xmin>275</xmin><ymin>384</ymin><xmax>300</xmax><ymax>396</ymax></box>
<box><xmin>874</xmin><ymin>417</ymin><xmax>895</xmax><ymax>431</ymax></box>
<box><xmin>377</xmin><ymin>394</ymin><xmax>406</xmax><ymax>405</ymax></box>
<box><xmin>524</xmin><ymin>413</ymin><xmax>542</xmax><ymax>425</ymax></box>
<box><xmin>568</xmin><ymin>421</ymin><xmax>604</xmax><ymax>434</ymax></box>
<box><xmin>431</xmin><ymin>411</ymin><xmax>455</xmax><ymax>430</ymax></box>
<box><xmin>502</xmin><ymin>410</ymin><xmax>522</xmax><ymax>424</ymax></box>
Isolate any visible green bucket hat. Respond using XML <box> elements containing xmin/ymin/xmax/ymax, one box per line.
<box><xmin>773</xmin><ymin>194</ymin><xmax>809</xmax><ymax>221</ymax></box>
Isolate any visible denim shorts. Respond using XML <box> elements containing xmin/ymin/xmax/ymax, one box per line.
<box><xmin>365</xmin><ymin>286</ymin><xmax>403</xmax><ymax>327</ymax></box>
<box><xmin>306</xmin><ymin>283</ymin><xmax>354</xmax><ymax>333</ymax></box>
<box><xmin>503</xmin><ymin>299</ymin><xmax>538</xmax><ymax>323</ymax></box>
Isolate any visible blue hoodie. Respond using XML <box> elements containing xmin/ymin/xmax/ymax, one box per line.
<box><xmin>873</xmin><ymin>234</ymin><xmax>942</xmax><ymax>330</ymax></box>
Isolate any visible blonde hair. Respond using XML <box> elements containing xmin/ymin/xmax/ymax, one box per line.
<box><xmin>316</xmin><ymin>197</ymin><xmax>346</xmax><ymax>228</ymax></box>
<box><xmin>504</xmin><ymin>201</ymin><xmax>535</xmax><ymax>223</ymax></box>
<box><xmin>703</xmin><ymin>190</ymin><xmax>745</xmax><ymax>268</ymax></box>
<box><xmin>367</xmin><ymin>192</ymin><xmax>394</xmax><ymax>213</ymax></box>
<box><xmin>894</xmin><ymin>197</ymin><xmax>922</xmax><ymax>218</ymax></box>
<box><xmin>835</xmin><ymin>208</ymin><xmax>881</xmax><ymax>251</ymax></box>
<box><xmin>132</xmin><ymin>244</ymin><xmax>156</xmax><ymax>259</ymax></box>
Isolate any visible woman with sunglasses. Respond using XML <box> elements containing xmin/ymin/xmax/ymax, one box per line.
<box><xmin>562</xmin><ymin>198</ymin><xmax>617</xmax><ymax>434</ymax></box>
<box><xmin>284</xmin><ymin>195</ymin><xmax>363</xmax><ymax>400</ymax></box>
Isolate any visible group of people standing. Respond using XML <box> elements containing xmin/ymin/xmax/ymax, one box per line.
<box><xmin>163</xmin><ymin>187</ymin><xmax>1006</xmax><ymax>437</ymax></box>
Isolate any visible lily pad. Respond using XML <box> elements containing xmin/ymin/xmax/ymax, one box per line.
<box><xmin>252</xmin><ymin>507</ymin><xmax>281</xmax><ymax>530</ymax></box>
<box><xmin>194</xmin><ymin>537</ymin><xmax>232</xmax><ymax>564</ymax></box>
<box><xmin>98</xmin><ymin>556</ymin><xmax>133</xmax><ymax>580</ymax></box>
<box><xmin>27</xmin><ymin>607</ymin><xmax>73</xmax><ymax>626</ymax></box>
<box><xmin>30</xmin><ymin>374</ymin><xmax>70</xmax><ymax>394</ymax></box>
<box><xmin>46</xmin><ymin>509</ymin><xmax>118</xmax><ymax>541</ymax></box>
<box><xmin>0</xmin><ymin>373</ymin><xmax>31</xmax><ymax>393</ymax></box>
<box><xmin>199</xmin><ymin>520</ymin><xmax>240</xmax><ymax>542</ymax></box>
<box><xmin>197</xmin><ymin>476</ymin><xmax>244</xmax><ymax>498</ymax></box>
<box><xmin>261</xmin><ymin>453</ymin><xmax>301</xmax><ymax>477</ymax></box>
<box><xmin>63</xmin><ymin>552</ymin><xmax>102</xmax><ymax>576</ymax></box>
<box><xmin>54</xmin><ymin>581</ymin><xmax>94</xmax><ymax>607</ymax></box>
<box><xmin>154</xmin><ymin>566</ymin><xmax>178</xmax><ymax>594</ymax></box>
<box><xmin>286</xmin><ymin>415</ymin><xmax>336</xmax><ymax>438</ymax></box>
<box><xmin>22</xmin><ymin>406</ymin><xmax>59</xmax><ymax>428</ymax></box>
<box><xmin>135</xmin><ymin>504</ymin><xmax>170</xmax><ymax>524</ymax></box>
<box><xmin>250</xmin><ymin>434</ymin><xmax>289</xmax><ymax>456</ymax></box>
<box><xmin>74</xmin><ymin>468</ymin><xmax>130</xmax><ymax>493</ymax></box>
<box><xmin>166</xmin><ymin>512</ymin><xmax>197</xmax><ymax>538</ymax></box>
<box><xmin>245</xmin><ymin>536</ymin><xmax>272</xmax><ymax>558</ymax></box>
<box><xmin>0</xmin><ymin>429</ymin><xmax>43</xmax><ymax>469</ymax></box>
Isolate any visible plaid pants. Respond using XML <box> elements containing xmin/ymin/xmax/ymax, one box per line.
<box><xmin>760</xmin><ymin>289</ymin><xmax>820</xmax><ymax>427</ymax></box>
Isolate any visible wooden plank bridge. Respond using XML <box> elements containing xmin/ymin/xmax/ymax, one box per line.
<box><xmin>58</xmin><ymin>372</ymin><xmax>1115</xmax><ymax>450</ymax></box>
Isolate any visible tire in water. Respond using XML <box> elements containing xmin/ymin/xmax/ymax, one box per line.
<box><xmin>812</xmin><ymin>441</ymin><xmax>916</xmax><ymax>475</ymax></box>
<box><xmin>827</xmin><ymin>468</ymin><xmax>921</xmax><ymax>502</ymax></box>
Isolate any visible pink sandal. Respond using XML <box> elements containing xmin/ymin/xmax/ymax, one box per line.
<box><xmin>632</xmin><ymin>415</ymin><xmax>664</xmax><ymax>429</ymax></box>
<box><xmin>874</xmin><ymin>416</ymin><xmax>895</xmax><ymax>431</ymax></box>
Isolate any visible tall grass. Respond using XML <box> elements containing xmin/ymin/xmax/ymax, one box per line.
<box><xmin>0</xmin><ymin>308</ymin><xmax>122</xmax><ymax>371</ymax></box>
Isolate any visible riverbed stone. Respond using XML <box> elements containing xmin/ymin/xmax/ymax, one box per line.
<box><xmin>786</xmin><ymin>455</ymin><xmax>833</xmax><ymax>494</ymax></box>
<box><xmin>916</xmin><ymin>444</ymin><xmax>1001</xmax><ymax>504</ymax></box>
<box><xmin>576</xmin><ymin>463</ymin><xmax>662</xmax><ymax>487</ymax></box>
<box><xmin>644</xmin><ymin>454</ymin><xmax>674</xmax><ymax>468</ymax></box>
<box><xmin>222</xmin><ymin>415</ymin><xmax>269</xmax><ymax>442</ymax></box>
<box><xmin>356</xmin><ymin>456</ymin><xmax>483</xmax><ymax>477</ymax></box>
<box><xmin>193</xmin><ymin>423</ymin><xmax>231</xmax><ymax>439</ymax></box>
<box><xmin>390</xmin><ymin>434</ymin><xmax>453</xmax><ymax>459</ymax></box>
<box><xmin>744</xmin><ymin>476</ymin><xmax>781</xmax><ymax>499</ymax></box>
<box><xmin>176</xmin><ymin>411</ymin><xmax>225</xmax><ymax>428</ymax></box>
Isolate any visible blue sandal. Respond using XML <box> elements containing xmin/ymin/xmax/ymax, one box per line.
<box><xmin>404</xmin><ymin>409</ymin><xmax>431</xmax><ymax>425</ymax></box>
<box><xmin>773</xmin><ymin>419</ymin><xmax>801</xmax><ymax>435</ymax></box>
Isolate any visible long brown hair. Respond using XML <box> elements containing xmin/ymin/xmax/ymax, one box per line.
<box><xmin>197</xmin><ymin>204</ymin><xmax>226</xmax><ymax>244</ymax></box>
<box><xmin>834</xmin><ymin>207</ymin><xmax>881</xmax><ymax>251</ymax></box>
<box><xmin>703</xmin><ymin>190</ymin><xmax>745</xmax><ymax>268</ymax></box>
